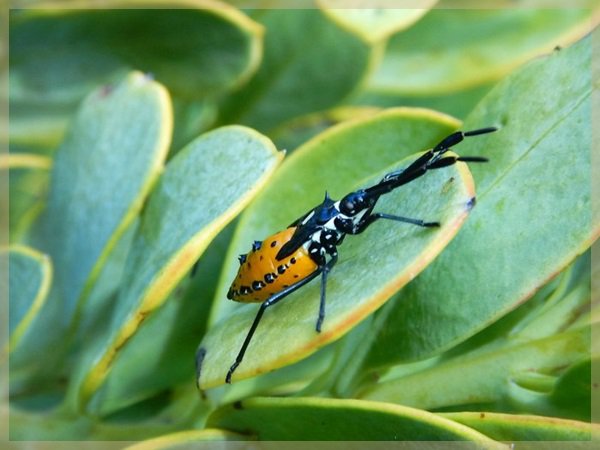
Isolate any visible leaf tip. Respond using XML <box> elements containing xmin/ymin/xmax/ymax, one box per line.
<box><xmin>233</xmin><ymin>400</ymin><xmax>244</xmax><ymax>410</ymax></box>
<box><xmin>195</xmin><ymin>346</ymin><xmax>207</xmax><ymax>390</ymax></box>
<box><xmin>467</xmin><ymin>196</ymin><xmax>477</xmax><ymax>210</ymax></box>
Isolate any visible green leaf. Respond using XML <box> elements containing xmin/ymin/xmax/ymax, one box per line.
<box><xmin>8</xmin><ymin>406</ymin><xmax>184</xmax><ymax>441</ymax></box>
<box><xmin>1</xmin><ymin>153</ymin><xmax>51</xmax><ymax>242</ymax></box>
<box><xmin>124</xmin><ymin>429</ymin><xmax>249</xmax><ymax>450</ymax></box>
<box><xmin>9</xmin><ymin>1</ymin><xmax>262</xmax><ymax>103</ymax></box>
<box><xmin>85</xmin><ymin>223</ymin><xmax>235</xmax><ymax>416</ymax></box>
<box><xmin>217</xmin><ymin>9</ymin><xmax>379</xmax><ymax>131</ymax></box>
<box><xmin>206</xmin><ymin>397</ymin><xmax>506</xmax><ymax>443</ymax></box>
<box><xmin>538</xmin><ymin>355</ymin><xmax>600</xmax><ymax>421</ymax></box>
<box><xmin>213</xmin><ymin>343</ymin><xmax>337</xmax><ymax>407</ymax></box>
<box><xmin>8</xmin><ymin>73</ymin><xmax>172</xmax><ymax>393</ymax></box>
<box><xmin>270</xmin><ymin>106</ymin><xmax>380</xmax><ymax>153</ymax></box>
<box><xmin>198</xmin><ymin>109</ymin><xmax>482</xmax><ymax>388</ymax></box>
<box><xmin>318</xmin><ymin>2</ymin><xmax>437</xmax><ymax>43</ymax></box>
<box><xmin>354</xmin><ymin>82</ymin><xmax>495</xmax><ymax>121</ymax></box>
<box><xmin>8</xmin><ymin>1</ymin><xmax>262</xmax><ymax>154</ymax></box>
<box><xmin>443</xmin><ymin>412</ymin><xmax>599</xmax><ymax>442</ymax></box>
<box><xmin>32</xmin><ymin>71</ymin><xmax>173</xmax><ymax>329</ymax></box>
<box><xmin>363</xmin><ymin>33</ymin><xmax>596</xmax><ymax>369</ymax></box>
<box><xmin>5</xmin><ymin>246</ymin><xmax>51</xmax><ymax>354</ymax></box>
<box><xmin>69</xmin><ymin>125</ymin><xmax>282</xmax><ymax>413</ymax></box>
<box><xmin>510</xmin><ymin>280</ymin><xmax>590</xmax><ymax>341</ymax></box>
<box><xmin>77</xmin><ymin>220</ymin><xmax>139</xmax><ymax>341</ymax></box>
<box><xmin>357</xmin><ymin>324</ymin><xmax>592</xmax><ymax>413</ymax></box>
<box><xmin>369</xmin><ymin>7</ymin><xmax>596</xmax><ymax>95</ymax></box>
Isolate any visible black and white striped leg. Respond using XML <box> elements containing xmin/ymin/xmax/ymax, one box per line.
<box><xmin>353</xmin><ymin>212</ymin><xmax>440</xmax><ymax>235</ymax></box>
<box><xmin>316</xmin><ymin>252</ymin><xmax>338</xmax><ymax>333</ymax></box>
<box><xmin>226</xmin><ymin>268</ymin><xmax>322</xmax><ymax>384</ymax></box>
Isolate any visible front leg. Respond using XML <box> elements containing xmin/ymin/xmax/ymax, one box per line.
<box><xmin>316</xmin><ymin>250</ymin><xmax>338</xmax><ymax>332</ymax></box>
<box><xmin>308</xmin><ymin>237</ymin><xmax>339</xmax><ymax>332</ymax></box>
<box><xmin>226</xmin><ymin>267</ymin><xmax>322</xmax><ymax>383</ymax></box>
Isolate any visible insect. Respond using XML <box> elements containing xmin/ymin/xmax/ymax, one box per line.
<box><xmin>224</xmin><ymin>127</ymin><xmax>497</xmax><ymax>383</ymax></box>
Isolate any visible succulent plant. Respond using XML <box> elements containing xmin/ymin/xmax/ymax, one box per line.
<box><xmin>3</xmin><ymin>2</ymin><xmax>598</xmax><ymax>446</ymax></box>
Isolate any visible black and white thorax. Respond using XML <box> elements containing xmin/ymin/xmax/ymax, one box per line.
<box><xmin>277</xmin><ymin>190</ymin><xmax>378</xmax><ymax>265</ymax></box>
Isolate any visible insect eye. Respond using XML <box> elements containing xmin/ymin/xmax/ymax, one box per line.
<box><xmin>343</xmin><ymin>200</ymin><xmax>355</xmax><ymax>212</ymax></box>
<box><xmin>340</xmin><ymin>192</ymin><xmax>364</xmax><ymax>215</ymax></box>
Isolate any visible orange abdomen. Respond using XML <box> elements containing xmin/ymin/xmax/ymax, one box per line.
<box><xmin>227</xmin><ymin>227</ymin><xmax>319</xmax><ymax>303</ymax></box>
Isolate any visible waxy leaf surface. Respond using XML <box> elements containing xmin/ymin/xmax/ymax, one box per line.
<box><xmin>218</xmin><ymin>8</ymin><xmax>377</xmax><ymax>131</ymax></box>
<box><xmin>363</xmin><ymin>34</ymin><xmax>596</xmax><ymax>369</ymax></box>
<box><xmin>8</xmin><ymin>0</ymin><xmax>262</xmax><ymax>153</ymax></box>
<box><xmin>443</xmin><ymin>412</ymin><xmax>598</xmax><ymax>441</ymax></box>
<box><xmin>9</xmin><ymin>1</ymin><xmax>262</xmax><ymax>103</ymax></box>
<box><xmin>369</xmin><ymin>7</ymin><xmax>596</xmax><ymax>95</ymax></box>
<box><xmin>318</xmin><ymin>3</ymin><xmax>436</xmax><ymax>43</ymax></box>
<box><xmin>6</xmin><ymin>246</ymin><xmax>51</xmax><ymax>355</ymax></box>
<box><xmin>70</xmin><ymin>126</ymin><xmax>282</xmax><ymax>413</ymax></box>
<box><xmin>207</xmin><ymin>397</ymin><xmax>506</xmax><ymax>444</ymax></box>
<box><xmin>359</xmin><ymin>324</ymin><xmax>592</xmax><ymax>412</ymax></box>
<box><xmin>34</xmin><ymin>71</ymin><xmax>172</xmax><ymax>320</ymax></box>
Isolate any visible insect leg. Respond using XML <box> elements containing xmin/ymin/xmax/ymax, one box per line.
<box><xmin>226</xmin><ymin>268</ymin><xmax>322</xmax><ymax>384</ymax></box>
<box><xmin>316</xmin><ymin>252</ymin><xmax>338</xmax><ymax>333</ymax></box>
<box><xmin>351</xmin><ymin>212</ymin><xmax>439</xmax><ymax>235</ymax></box>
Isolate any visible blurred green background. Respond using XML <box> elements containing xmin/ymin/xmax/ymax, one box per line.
<box><xmin>2</xmin><ymin>1</ymin><xmax>599</xmax><ymax>446</ymax></box>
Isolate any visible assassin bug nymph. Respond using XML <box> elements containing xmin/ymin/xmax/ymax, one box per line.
<box><xmin>222</xmin><ymin>127</ymin><xmax>497</xmax><ymax>383</ymax></box>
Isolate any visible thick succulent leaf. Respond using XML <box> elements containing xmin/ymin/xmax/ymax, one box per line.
<box><xmin>5</xmin><ymin>246</ymin><xmax>51</xmax><ymax>353</ymax></box>
<box><xmin>77</xmin><ymin>220</ymin><xmax>138</xmax><ymax>340</ymax></box>
<box><xmin>9</xmin><ymin>407</ymin><xmax>184</xmax><ymax>441</ymax></box>
<box><xmin>504</xmin><ymin>251</ymin><xmax>591</xmax><ymax>341</ymax></box>
<box><xmin>31</xmin><ymin>71</ymin><xmax>172</xmax><ymax>326</ymax></box>
<box><xmin>8</xmin><ymin>1</ymin><xmax>262</xmax><ymax>155</ymax></box>
<box><xmin>86</xmin><ymin>224</ymin><xmax>235</xmax><ymax>416</ymax></box>
<box><xmin>427</xmin><ymin>251</ymin><xmax>589</xmax><ymax>369</ymax></box>
<box><xmin>213</xmin><ymin>343</ymin><xmax>337</xmax><ymax>407</ymax></box>
<box><xmin>8</xmin><ymin>73</ymin><xmax>171</xmax><ymax>391</ymax></box>
<box><xmin>543</xmin><ymin>357</ymin><xmax>596</xmax><ymax>421</ymax></box>
<box><xmin>217</xmin><ymin>9</ymin><xmax>378</xmax><ymax>131</ymax></box>
<box><xmin>69</xmin><ymin>126</ymin><xmax>282</xmax><ymax>413</ymax></box>
<box><xmin>443</xmin><ymin>412</ymin><xmax>599</xmax><ymax>441</ymax></box>
<box><xmin>368</xmin><ymin>7</ymin><xmax>596</xmax><ymax>95</ymax></box>
<box><xmin>358</xmin><ymin>324</ymin><xmax>592</xmax><ymax>413</ymax></box>
<box><xmin>9</xmin><ymin>1</ymin><xmax>262</xmax><ymax>103</ymax></box>
<box><xmin>207</xmin><ymin>397</ymin><xmax>506</xmax><ymax>444</ymax></box>
<box><xmin>363</xmin><ymin>33</ymin><xmax>596</xmax><ymax>369</ymax></box>
<box><xmin>420</xmin><ymin>250</ymin><xmax>589</xmax><ymax>365</ymax></box>
<box><xmin>511</xmin><ymin>280</ymin><xmax>590</xmax><ymax>341</ymax></box>
<box><xmin>270</xmin><ymin>106</ymin><xmax>380</xmax><ymax>153</ymax></box>
<box><xmin>1</xmin><ymin>153</ymin><xmax>50</xmax><ymax>242</ymax></box>
<box><xmin>348</xmin><ymin>251</ymin><xmax>591</xmax><ymax>406</ymax></box>
<box><xmin>355</xmin><ymin>82</ymin><xmax>495</xmax><ymax>121</ymax></box>
<box><xmin>318</xmin><ymin>2</ymin><xmax>437</xmax><ymax>43</ymax></box>
<box><xmin>125</xmin><ymin>429</ymin><xmax>249</xmax><ymax>450</ymax></box>
<box><xmin>198</xmin><ymin>109</ymin><xmax>484</xmax><ymax>388</ymax></box>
